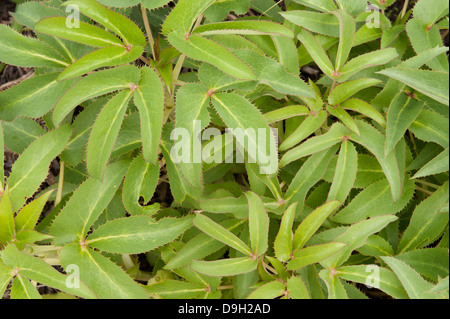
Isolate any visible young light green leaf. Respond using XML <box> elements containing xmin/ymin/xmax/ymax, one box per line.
<box><xmin>0</xmin><ymin>263</ymin><xmax>13</xmax><ymax>297</ymax></box>
<box><xmin>280</xmin><ymin>111</ymin><xmax>328</xmax><ymax>151</ymax></box>
<box><xmin>280</xmin><ymin>122</ymin><xmax>351</xmax><ymax>167</ymax></box>
<box><xmin>327</xmin><ymin>140</ymin><xmax>357</xmax><ymax>203</ymax></box>
<box><xmin>245</xmin><ymin>192</ymin><xmax>269</xmax><ymax>257</ymax></box>
<box><xmin>428</xmin><ymin>277</ymin><xmax>449</xmax><ymax>294</ymax></box>
<box><xmin>413</xmin><ymin>0</ymin><xmax>449</xmax><ymax>25</ymax></box>
<box><xmin>385</xmin><ymin>92</ymin><xmax>424</xmax><ymax>156</ymax></box>
<box><xmin>193</xmin><ymin>214</ymin><xmax>253</xmax><ymax>256</ymax></box>
<box><xmin>87</xmin><ymin>90</ymin><xmax>133</xmax><ymax>180</ymax></box>
<box><xmin>60</xmin><ymin>243</ymin><xmax>147</xmax><ymax>299</ymax></box>
<box><xmin>321</xmin><ymin>215</ymin><xmax>398</xmax><ymax>268</ymax></box>
<box><xmin>412</xmin><ymin>148</ymin><xmax>449</xmax><ymax>179</ymax></box>
<box><xmin>191</xmin><ymin>257</ymin><xmax>257</xmax><ymax>277</ymax></box>
<box><xmin>357</xmin><ymin>234</ymin><xmax>395</xmax><ymax>257</ymax></box>
<box><xmin>341</xmin><ymin>98</ymin><xmax>386</xmax><ymax>127</ymax></box>
<box><xmin>291</xmin><ymin>0</ymin><xmax>337</xmax><ymax>12</ymax></box>
<box><xmin>264</xmin><ymin>105</ymin><xmax>310</xmax><ymax>124</ymax></box>
<box><xmin>0</xmin><ymin>188</ymin><xmax>15</xmax><ymax>245</ymax></box>
<box><xmin>0</xmin><ymin>24</ymin><xmax>68</xmax><ymax>68</ymax></box>
<box><xmin>332</xmin><ymin>177</ymin><xmax>415</xmax><ymax>224</ymax></box>
<box><xmin>409</xmin><ymin>109</ymin><xmax>449</xmax><ymax>148</ymax></box>
<box><xmin>168</xmin><ymin>31</ymin><xmax>256</xmax><ymax>81</ymax></box>
<box><xmin>398</xmin><ymin>182</ymin><xmax>449</xmax><ymax>254</ymax></box>
<box><xmin>162</xmin><ymin>0</ymin><xmax>216</xmax><ymax>35</ymax></box>
<box><xmin>333</xmin><ymin>10</ymin><xmax>355</xmax><ymax>72</ymax></box>
<box><xmin>378</xmin><ymin>68</ymin><xmax>449</xmax><ymax>106</ymax></box>
<box><xmin>145</xmin><ymin>280</ymin><xmax>206</xmax><ymax>299</ymax></box>
<box><xmin>10</xmin><ymin>275</ymin><xmax>42</xmax><ymax>299</ymax></box>
<box><xmin>86</xmin><ymin>216</ymin><xmax>193</xmax><ymax>254</ymax></box>
<box><xmin>0</xmin><ymin>73</ymin><xmax>78</xmax><ymax>121</ymax></box>
<box><xmin>7</xmin><ymin>125</ymin><xmax>72</xmax><ymax>212</ymax></box>
<box><xmin>247</xmin><ymin>280</ymin><xmax>286</xmax><ymax>299</ymax></box>
<box><xmin>336</xmin><ymin>265</ymin><xmax>409</xmax><ymax>299</ymax></box>
<box><xmin>122</xmin><ymin>155</ymin><xmax>159</xmax><ymax>216</ymax></box>
<box><xmin>287</xmin><ymin>276</ymin><xmax>310</xmax><ymax>299</ymax></box>
<box><xmin>1</xmin><ymin>244</ymin><xmax>97</xmax><ymax>299</ymax></box>
<box><xmin>326</xmin><ymin>105</ymin><xmax>360</xmax><ymax>135</ymax></box>
<box><xmin>285</xmin><ymin>146</ymin><xmax>339</xmax><ymax>205</ymax></box>
<box><xmin>381</xmin><ymin>256</ymin><xmax>444</xmax><ymax>299</ymax></box>
<box><xmin>57</xmin><ymin>45</ymin><xmax>144</xmax><ymax>81</ymax></box>
<box><xmin>14</xmin><ymin>190</ymin><xmax>53</xmax><ymax>232</ymax></box>
<box><xmin>328</xmin><ymin>78</ymin><xmax>382</xmax><ymax>106</ymax></box>
<box><xmin>287</xmin><ymin>242</ymin><xmax>347</xmax><ymax>271</ymax></box>
<box><xmin>62</xmin><ymin>0</ymin><xmax>146</xmax><ymax>46</ymax></box>
<box><xmin>52</xmin><ymin>65</ymin><xmax>141</xmax><ymax>126</ymax></box>
<box><xmin>50</xmin><ymin>160</ymin><xmax>130</xmax><ymax>245</ymax></box>
<box><xmin>319</xmin><ymin>269</ymin><xmax>348</xmax><ymax>299</ymax></box>
<box><xmin>281</xmin><ymin>11</ymin><xmax>340</xmax><ymax>37</ymax></box>
<box><xmin>274</xmin><ymin>202</ymin><xmax>298</xmax><ymax>262</ymax></box>
<box><xmin>194</xmin><ymin>20</ymin><xmax>294</xmax><ymax>38</ymax></box>
<box><xmin>349</xmin><ymin>120</ymin><xmax>403</xmax><ymax>202</ymax></box>
<box><xmin>134</xmin><ymin>66</ymin><xmax>165</xmax><ymax>164</ymax></box>
<box><xmin>35</xmin><ymin>17</ymin><xmax>124</xmax><ymax>47</ymax></box>
<box><xmin>296</xmin><ymin>29</ymin><xmax>334</xmax><ymax>77</ymax></box>
<box><xmin>293</xmin><ymin>200</ymin><xmax>342</xmax><ymax>251</ymax></box>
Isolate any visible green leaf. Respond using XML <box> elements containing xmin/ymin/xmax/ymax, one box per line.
<box><xmin>409</xmin><ymin>109</ymin><xmax>449</xmax><ymax>148</ymax></box>
<box><xmin>191</xmin><ymin>257</ymin><xmax>257</xmax><ymax>277</ymax></box>
<box><xmin>168</xmin><ymin>31</ymin><xmax>256</xmax><ymax>81</ymax></box>
<box><xmin>194</xmin><ymin>20</ymin><xmax>294</xmax><ymax>38</ymax></box>
<box><xmin>0</xmin><ymin>188</ymin><xmax>15</xmax><ymax>245</ymax></box>
<box><xmin>326</xmin><ymin>105</ymin><xmax>359</xmax><ymax>135</ymax></box>
<box><xmin>164</xmin><ymin>219</ymin><xmax>244</xmax><ymax>270</ymax></box>
<box><xmin>318</xmin><ymin>269</ymin><xmax>348</xmax><ymax>299</ymax></box>
<box><xmin>338</xmin><ymin>48</ymin><xmax>399</xmax><ymax>82</ymax></box>
<box><xmin>381</xmin><ymin>256</ymin><xmax>444</xmax><ymax>299</ymax></box>
<box><xmin>7</xmin><ymin>125</ymin><xmax>72</xmax><ymax>212</ymax></box>
<box><xmin>378</xmin><ymin>68</ymin><xmax>449</xmax><ymax>106</ymax></box>
<box><xmin>320</xmin><ymin>215</ymin><xmax>398</xmax><ymax>268</ymax></box>
<box><xmin>412</xmin><ymin>148</ymin><xmax>449</xmax><ymax>179</ymax></box>
<box><xmin>35</xmin><ymin>17</ymin><xmax>124</xmax><ymax>47</ymax></box>
<box><xmin>406</xmin><ymin>18</ymin><xmax>449</xmax><ymax>72</ymax></box>
<box><xmin>0</xmin><ymin>123</ymin><xmax>3</xmax><ymax>190</ymax></box>
<box><xmin>211</xmin><ymin>93</ymin><xmax>278</xmax><ymax>174</ymax></box>
<box><xmin>287</xmin><ymin>242</ymin><xmax>347</xmax><ymax>271</ymax></box>
<box><xmin>57</xmin><ymin>45</ymin><xmax>144</xmax><ymax>81</ymax></box>
<box><xmin>327</xmin><ymin>140</ymin><xmax>357</xmax><ymax>202</ymax></box>
<box><xmin>162</xmin><ymin>0</ymin><xmax>216</xmax><ymax>35</ymax></box>
<box><xmin>333</xmin><ymin>10</ymin><xmax>355</xmax><ymax>72</ymax></box>
<box><xmin>193</xmin><ymin>214</ymin><xmax>253</xmax><ymax>256</ymax></box>
<box><xmin>86</xmin><ymin>215</ymin><xmax>193</xmax><ymax>254</ymax></box>
<box><xmin>413</xmin><ymin>0</ymin><xmax>449</xmax><ymax>25</ymax></box>
<box><xmin>60</xmin><ymin>243</ymin><xmax>147</xmax><ymax>299</ymax></box>
<box><xmin>398</xmin><ymin>182</ymin><xmax>449</xmax><ymax>254</ymax></box>
<box><xmin>0</xmin><ymin>73</ymin><xmax>78</xmax><ymax>121</ymax></box>
<box><xmin>282</xmin><ymin>11</ymin><xmax>339</xmax><ymax>37</ymax></box>
<box><xmin>296</xmin><ymin>29</ymin><xmax>334</xmax><ymax>77</ymax></box>
<box><xmin>87</xmin><ymin>90</ymin><xmax>133</xmax><ymax>180</ymax></box>
<box><xmin>336</xmin><ymin>265</ymin><xmax>409</xmax><ymax>299</ymax></box>
<box><xmin>52</xmin><ymin>65</ymin><xmax>141</xmax><ymax>126</ymax></box>
<box><xmin>385</xmin><ymin>92</ymin><xmax>424</xmax><ymax>156</ymax></box>
<box><xmin>328</xmin><ymin>78</ymin><xmax>382</xmax><ymax>106</ymax></box>
<box><xmin>245</xmin><ymin>192</ymin><xmax>269</xmax><ymax>257</ymax></box>
<box><xmin>429</xmin><ymin>276</ymin><xmax>449</xmax><ymax>294</ymax></box>
<box><xmin>291</xmin><ymin>0</ymin><xmax>337</xmax><ymax>12</ymax></box>
<box><xmin>14</xmin><ymin>190</ymin><xmax>53</xmax><ymax>232</ymax></box>
<box><xmin>357</xmin><ymin>234</ymin><xmax>394</xmax><ymax>257</ymax></box>
<box><xmin>287</xmin><ymin>276</ymin><xmax>310</xmax><ymax>299</ymax></box>
<box><xmin>1</xmin><ymin>244</ymin><xmax>97</xmax><ymax>299</ymax></box>
<box><xmin>335</xmin><ymin>0</ymin><xmax>367</xmax><ymax>16</ymax></box>
<box><xmin>0</xmin><ymin>263</ymin><xmax>13</xmax><ymax>297</ymax></box>
<box><xmin>247</xmin><ymin>280</ymin><xmax>286</xmax><ymax>299</ymax></box>
<box><xmin>141</xmin><ymin>0</ymin><xmax>171</xmax><ymax>10</ymax></box>
<box><xmin>293</xmin><ymin>200</ymin><xmax>342</xmax><ymax>251</ymax></box>
<box><xmin>349</xmin><ymin>120</ymin><xmax>403</xmax><ymax>202</ymax></box>
<box><xmin>122</xmin><ymin>155</ymin><xmax>159</xmax><ymax>216</ymax></box>
<box><xmin>396</xmin><ymin>248</ymin><xmax>449</xmax><ymax>283</ymax></box>
<box><xmin>233</xmin><ymin>49</ymin><xmax>315</xmax><ymax>98</ymax></box>
<box><xmin>134</xmin><ymin>66</ymin><xmax>165</xmax><ymax>164</ymax></box>
<box><xmin>10</xmin><ymin>275</ymin><xmax>42</xmax><ymax>299</ymax></box>
<box><xmin>62</xmin><ymin>0</ymin><xmax>146</xmax><ymax>46</ymax></box>
<box><xmin>0</xmin><ymin>24</ymin><xmax>68</xmax><ymax>68</ymax></box>
<box><xmin>332</xmin><ymin>177</ymin><xmax>415</xmax><ymax>224</ymax></box>
<box><xmin>145</xmin><ymin>280</ymin><xmax>206</xmax><ymax>299</ymax></box>
<box><xmin>264</xmin><ymin>105</ymin><xmax>310</xmax><ymax>124</ymax></box>
<box><xmin>274</xmin><ymin>202</ymin><xmax>298</xmax><ymax>262</ymax></box>
<box><xmin>280</xmin><ymin>111</ymin><xmax>328</xmax><ymax>151</ymax></box>
<box><xmin>281</xmin><ymin>122</ymin><xmax>350</xmax><ymax>167</ymax></box>
<box><xmin>50</xmin><ymin>160</ymin><xmax>130</xmax><ymax>245</ymax></box>
<box><xmin>340</xmin><ymin>98</ymin><xmax>386</xmax><ymax>127</ymax></box>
